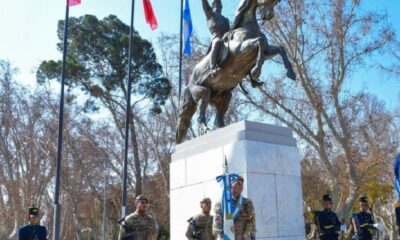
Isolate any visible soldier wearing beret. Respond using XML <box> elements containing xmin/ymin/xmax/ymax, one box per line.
<box><xmin>186</xmin><ymin>197</ymin><xmax>215</xmax><ymax>239</ymax></box>
<box><xmin>213</xmin><ymin>176</ymin><xmax>256</xmax><ymax>240</ymax></box>
<box><xmin>18</xmin><ymin>204</ymin><xmax>48</xmax><ymax>240</ymax></box>
<box><xmin>352</xmin><ymin>195</ymin><xmax>375</xmax><ymax>240</ymax></box>
<box><xmin>118</xmin><ymin>195</ymin><xmax>158</xmax><ymax>240</ymax></box>
<box><xmin>315</xmin><ymin>194</ymin><xmax>341</xmax><ymax>240</ymax></box>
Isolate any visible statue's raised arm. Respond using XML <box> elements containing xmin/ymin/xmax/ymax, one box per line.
<box><xmin>201</xmin><ymin>0</ymin><xmax>213</xmax><ymax>19</ymax></box>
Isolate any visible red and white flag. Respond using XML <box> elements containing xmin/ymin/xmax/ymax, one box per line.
<box><xmin>67</xmin><ymin>0</ymin><xmax>81</xmax><ymax>7</ymax></box>
<box><xmin>143</xmin><ymin>0</ymin><xmax>158</xmax><ymax>30</ymax></box>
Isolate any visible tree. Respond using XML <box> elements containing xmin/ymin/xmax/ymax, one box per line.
<box><xmin>37</xmin><ymin>14</ymin><xmax>171</xmax><ymax>196</ymax></box>
<box><xmin>243</xmin><ymin>0</ymin><xmax>396</xmax><ymax>219</ymax></box>
<box><xmin>0</xmin><ymin>61</ymin><xmax>59</xmax><ymax>239</ymax></box>
<box><xmin>1</xmin><ymin>59</ymin><xmax>176</xmax><ymax>238</ymax></box>
<box><xmin>381</xmin><ymin>40</ymin><xmax>400</xmax><ymax>77</ymax></box>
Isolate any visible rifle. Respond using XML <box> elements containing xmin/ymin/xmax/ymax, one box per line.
<box><xmin>117</xmin><ymin>217</ymin><xmax>136</xmax><ymax>240</ymax></box>
<box><xmin>187</xmin><ymin>217</ymin><xmax>202</xmax><ymax>240</ymax></box>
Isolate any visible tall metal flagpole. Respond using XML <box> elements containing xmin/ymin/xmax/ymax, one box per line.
<box><xmin>121</xmin><ymin>0</ymin><xmax>136</xmax><ymax>218</ymax></box>
<box><xmin>53</xmin><ymin>3</ymin><xmax>70</xmax><ymax>240</ymax></box>
<box><xmin>102</xmin><ymin>156</ymin><xmax>108</xmax><ymax>240</ymax></box>
<box><xmin>178</xmin><ymin>0</ymin><xmax>184</xmax><ymax>106</ymax></box>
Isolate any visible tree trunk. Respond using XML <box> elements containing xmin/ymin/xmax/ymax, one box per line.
<box><xmin>129</xmin><ymin>115</ymin><xmax>142</xmax><ymax>196</ymax></box>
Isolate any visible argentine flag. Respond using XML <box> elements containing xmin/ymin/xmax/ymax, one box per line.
<box><xmin>394</xmin><ymin>153</ymin><xmax>400</xmax><ymax>230</ymax></box>
<box><xmin>216</xmin><ymin>173</ymin><xmax>238</xmax><ymax>240</ymax></box>
<box><xmin>183</xmin><ymin>0</ymin><xmax>193</xmax><ymax>56</ymax></box>
<box><xmin>395</xmin><ymin>153</ymin><xmax>400</xmax><ymax>200</ymax></box>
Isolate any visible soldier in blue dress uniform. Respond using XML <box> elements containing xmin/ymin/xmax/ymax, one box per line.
<box><xmin>352</xmin><ymin>195</ymin><xmax>375</xmax><ymax>240</ymax></box>
<box><xmin>18</xmin><ymin>204</ymin><xmax>47</xmax><ymax>240</ymax></box>
<box><xmin>315</xmin><ymin>193</ymin><xmax>341</xmax><ymax>240</ymax></box>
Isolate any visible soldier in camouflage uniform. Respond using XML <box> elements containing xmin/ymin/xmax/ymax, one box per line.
<box><xmin>213</xmin><ymin>176</ymin><xmax>256</xmax><ymax>240</ymax></box>
<box><xmin>186</xmin><ymin>197</ymin><xmax>215</xmax><ymax>240</ymax></box>
<box><xmin>118</xmin><ymin>195</ymin><xmax>158</xmax><ymax>240</ymax></box>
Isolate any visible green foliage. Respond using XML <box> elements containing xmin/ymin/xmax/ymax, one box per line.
<box><xmin>83</xmin><ymin>99</ymin><xmax>100</xmax><ymax>113</ymax></box>
<box><xmin>37</xmin><ymin>14</ymin><xmax>171</xmax><ymax>112</ymax></box>
<box><xmin>157</xmin><ymin>224</ymin><xmax>170</xmax><ymax>239</ymax></box>
<box><xmin>360</xmin><ymin>182</ymin><xmax>394</xmax><ymax>206</ymax></box>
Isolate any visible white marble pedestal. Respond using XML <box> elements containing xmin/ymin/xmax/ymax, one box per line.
<box><xmin>170</xmin><ymin>120</ymin><xmax>305</xmax><ymax>240</ymax></box>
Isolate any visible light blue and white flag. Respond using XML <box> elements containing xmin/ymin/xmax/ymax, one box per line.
<box><xmin>183</xmin><ymin>0</ymin><xmax>193</xmax><ymax>56</ymax></box>
<box><xmin>216</xmin><ymin>169</ymin><xmax>238</xmax><ymax>240</ymax></box>
<box><xmin>394</xmin><ymin>153</ymin><xmax>400</xmax><ymax>201</ymax></box>
<box><xmin>393</xmin><ymin>153</ymin><xmax>400</xmax><ymax>229</ymax></box>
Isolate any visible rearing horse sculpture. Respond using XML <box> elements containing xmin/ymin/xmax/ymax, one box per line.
<box><xmin>176</xmin><ymin>0</ymin><xmax>295</xmax><ymax>143</ymax></box>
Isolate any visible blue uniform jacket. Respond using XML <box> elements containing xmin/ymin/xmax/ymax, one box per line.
<box><xmin>354</xmin><ymin>211</ymin><xmax>374</xmax><ymax>240</ymax></box>
<box><xmin>18</xmin><ymin>224</ymin><xmax>47</xmax><ymax>240</ymax></box>
<box><xmin>317</xmin><ymin>209</ymin><xmax>341</xmax><ymax>240</ymax></box>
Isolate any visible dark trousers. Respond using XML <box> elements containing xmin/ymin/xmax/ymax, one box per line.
<box><xmin>320</xmin><ymin>233</ymin><xmax>339</xmax><ymax>240</ymax></box>
<box><xmin>359</xmin><ymin>230</ymin><xmax>372</xmax><ymax>240</ymax></box>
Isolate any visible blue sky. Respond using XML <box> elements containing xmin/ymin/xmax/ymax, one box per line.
<box><xmin>0</xmin><ymin>0</ymin><xmax>398</xmax><ymax>109</ymax></box>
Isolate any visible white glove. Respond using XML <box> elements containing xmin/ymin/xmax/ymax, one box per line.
<box><xmin>340</xmin><ymin>224</ymin><xmax>347</xmax><ymax>232</ymax></box>
<box><xmin>373</xmin><ymin>223</ymin><xmax>383</xmax><ymax>231</ymax></box>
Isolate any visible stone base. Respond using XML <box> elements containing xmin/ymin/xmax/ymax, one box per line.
<box><xmin>170</xmin><ymin>121</ymin><xmax>305</xmax><ymax>239</ymax></box>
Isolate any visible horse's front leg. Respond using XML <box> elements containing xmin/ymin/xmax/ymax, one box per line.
<box><xmin>250</xmin><ymin>37</ymin><xmax>267</xmax><ymax>82</ymax></box>
<box><xmin>265</xmin><ymin>45</ymin><xmax>296</xmax><ymax>80</ymax></box>
<box><xmin>211</xmin><ymin>91</ymin><xmax>232</xmax><ymax>128</ymax></box>
<box><xmin>189</xmin><ymin>84</ymin><xmax>211</xmax><ymax>134</ymax></box>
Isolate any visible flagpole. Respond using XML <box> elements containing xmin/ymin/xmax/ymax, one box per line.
<box><xmin>52</xmin><ymin>2</ymin><xmax>70</xmax><ymax>240</ymax></box>
<box><xmin>178</xmin><ymin>0</ymin><xmax>184</xmax><ymax>106</ymax></box>
<box><xmin>102</xmin><ymin>156</ymin><xmax>108</xmax><ymax>240</ymax></box>
<box><xmin>121</xmin><ymin>0</ymin><xmax>136</xmax><ymax>219</ymax></box>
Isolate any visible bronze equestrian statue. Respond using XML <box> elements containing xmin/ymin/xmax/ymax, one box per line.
<box><xmin>176</xmin><ymin>0</ymin><xmax>296</xmax><ymax>143</ymax></box>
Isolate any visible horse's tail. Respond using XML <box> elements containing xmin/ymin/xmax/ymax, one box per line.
<box><xmin>176</xmin><ymin>87</ymin><xmax>196</xmax><ymax>144</ymax></box>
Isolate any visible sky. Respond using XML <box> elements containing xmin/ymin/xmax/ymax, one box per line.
<box><xmin>0</xmin><ymin>0</ymin><xmax>399</xmax><ymax>109</ymax></box>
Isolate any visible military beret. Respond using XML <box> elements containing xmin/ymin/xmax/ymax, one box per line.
<box><xmin>28</xmin><ymin>204</ymin><xmax>39</xmax><ymax>216</ymax></box>
<box><xmin>232</xmin><ymin>175</ymin><xmax>244</xmax><ymax>182</ymax></box>
<box><xmin>323</xmin><ymin>194</ymin><xmax>333</xmax><ymax>202</ymax></box>
<box><xmin>135</xmin><ymin>195</ymin><xmax>149</xmax><ymax>202</ymax></box>
<box><xmin>359</xmin><ymin>194</ymin><xmax>368</xmax><ymax>204</ymax></box>
<box><xmin>200</xmin><ymin>197</ymin><xmax>211</xmax><ymax>204</ymax></box>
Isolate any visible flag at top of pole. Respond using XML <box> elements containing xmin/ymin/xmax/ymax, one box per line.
<box><xmin>183</xmin><ymin>0</ymin><xmax>193</xmax><ymax>56</ymax></box>
<box><xmin>67</xmin><ymin>0</ymin><xmax>81</xmax><ymax>6</ymax></box>
<box><xmin>143</xmin><ymin>0</ymin><xmax>158</xmax><ymax>30</ymax></box>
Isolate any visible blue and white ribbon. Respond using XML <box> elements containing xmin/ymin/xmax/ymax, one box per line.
<box><xmin>232</xmin><ymin>195</ymin><xmax>244</xmax><ymax>221</ymax></box>
<box><xmin>216</xmin><ymin>173</ymin><xmax>238</xmax><ymax>240</ymax></box>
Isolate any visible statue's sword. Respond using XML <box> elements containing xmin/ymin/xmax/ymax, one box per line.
<box><xmin>216</xmin><ymin>157</ymin><xmax>238</xmax><ymax>240</ymax></box>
